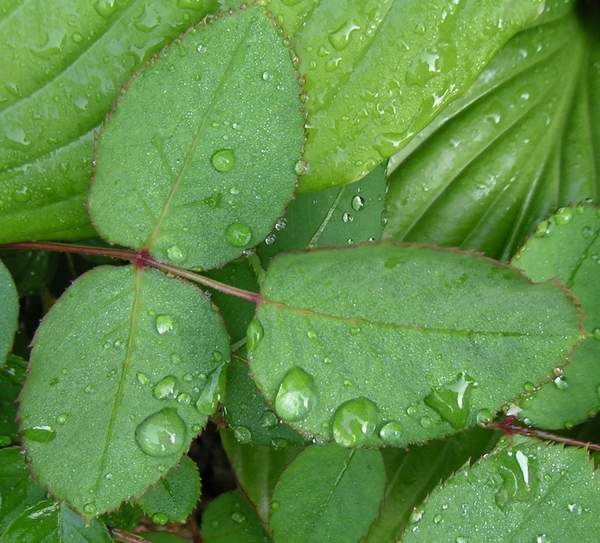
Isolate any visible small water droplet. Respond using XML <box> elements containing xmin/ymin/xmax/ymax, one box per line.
<box><xmin>231</xmin><ymin>511</ymin><xmax>245</xmax><ymax>523</ymax></box>
<box><xmin>294</xmin><ymin>160</ymin><xmax>309</xmax><ymax>176</ymax></box>
<box><xmin>476</xmin><ymin>408</ymin><xmax>492</xmax><ymax>426</ymax></box>
<box><xmin>246</xmin><ymin>318</ymin><xmax>264</xmax><ymax>353</ymax></box>
<box><xmin>177</xmin><ymin>392</ymin><xmax>191</xmax><ymax>405</ymax></box>
<box><xmin>409</xmin><ymin>507</ymin><xmax>423</xmax><ymax>524</ymax></box>
<box><xmin>83</xmin><ymin>503</ymin><xmax>96</xmax><ymax>515</ymax></box>
<box><xmin>351</xmin><ymin>195</ymin><xmax>365</xmax><ymax>211</ymax></box>
<box><xmin>275</xmin><ymin>367</ymin><xmax>318</xmax><ymax>422</ymax></box>
<box><xmin>153</xmin><ymin>375</ymin><xmax>178</xmax><ymax>400</ymax></box>
<box><xmin>433</xmin><ymin>513</ymin><xmax>442</xmax><ymax>524</ymax></box>
<box><xmin>419</xmin><ymin>416</ymin><xmax>432</xmax><ymax>428</ymax></box>
<box><xmin>342</xmin><ymin>212</ymin><xmax>354</xmax><ymax>223</ymax></box>
<box><xmin>332</xmin><ymin>397</ymin><xmax>379</xmax><ymax>447</ymax></box>
<box><xmin>379</xmin><ymin>421</ymin><xmax>403</xmax><ymax>446</ymax></box>
<box><xmin>211</xmin><ymin>149</ymin><xmax>235</xmax><ymax>172</ymax></box>
<box><xmin>424</xmin><ymin>373</ymin><xmax>475</xmax><ymax>429</ymax></box>
<box><xmin>553</xmin><ymin>375</ymin><xmax>568</xmax><ymax>390</ymax></box>
<box><xmin>155</xmin><ymin>315</ymin><xmax>174</xmax><ymax>335</ymax></box>
<box><xmin>13</xmin><ymin>186</ymin><xmax>31</xmax><ymax>202</ymax></box>
<box><xmin>167</xmin><ymin>245</ymin><xmax>184</xmax><ymax>262</ymax></box>
<box><xmin>534</xmin><ymin>220</ymin><xmax>551</xmax><ymax>238</ymax></box>
<box><xmin>555</xmin><ymin>207</ymin><xmax>574</xmax><ymax>225</ymax></box>
<box><xmin>226</xmin><ymin>223</ymin><xmax>252</xmax><ymax>247</ymax></box>
<box><xmin>567</xmin><ymin>502</ymin><xmax>582</xmax><ymax>514</ymax></box>
<box><xmin>261</xmin><ymin>70</ymin><xmax>273</xmax><ymax>81</ymax></box>
<box><xmin>135</xmin><ymin>408</ymin><xmax>186</xmax><ymax>457</ymax></box>
<box><xmin>56</xmin><ymin>414</ymin><xmax>68</xmax><ymax>425</ymax></box>
<box><xmin>137</xmin><ymin>372</ymin><xmax>150</xmax><ymax>385</ymax></box>
<box><xmin>94</xmin><ymin>0</ymin><xmax>118</xmax><ymax>18</ymax></box>
<box><xmin>406</xmin><ymin>405</ymin><xmax>417</xmax><ymax>416</ymax></box>
<box><xmin>23</xmin><ymin>425</ymin><xmax>56</xmax><ymax>443</ymax></box>
<box><xmin>195</xmin><ymin>366</ymin><xmax>223</xmax><ymax>416</ymax></box>
<box><xmin>260</xmin><ymin>411</ymin><xmax>278</xmax><ymax>428</ymax></box>
<box><xmin>233</xmin><ymin>425</ymin><xmax>252</xmax><ymax>444</ymax></box>
<box><xmin>274</xmin><ymin>217</ymin><xmax>287</xmax><ymax>231</ymax></box>
<box><xmin>592</xmin><ymin>328</ymin><xmax>600</xmax><ymax>341</ymax></box>
<box><xmin>152</xmin><ymin>512</ymin><xmax>169</xmax><ymax>525</ymax></box>
<box><xmin>328</xmin><ymin>20</ymin><xmax>360</xmax><ymax>51</ymax></box>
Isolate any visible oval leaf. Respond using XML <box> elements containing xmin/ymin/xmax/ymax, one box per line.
<box><xmin>89</xmin><ymin>6</ymin><xmax>304</xmax><ymax>270</ymax></box>
<box><xmin>0</xmin><ymin>259</ymin><xmax>18</xmax><ymax>363</ymax></box>
<box><xmin>403</xmin><ymin>436</ymin><xmax>600</xmax><ymax>543</ymax></box>
<box><xmin>249</xmin><ymin>243</ymin><xmax>582</xmax><ymax>447</ymax></box>
<box><xmin>19</xmin><ymin>265</ymin><xmax>229</xmax><ymax>515</ymax></box>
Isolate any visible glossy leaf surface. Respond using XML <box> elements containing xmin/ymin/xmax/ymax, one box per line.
<box><xmin>19</xmin><ymin>265</ymin><xmax>229</xmax><ymax>515</ymax></box>
<box><xmin>0</xmin><ymin>260</ymin><xmax>18</xmax><ymax>364</ymax></box>
<box><xmin>0</xmin><ymin>0</ymin><xmax>220</xmax><ymax>242</ymax></box>
<box><xmin>267</xmin><ymin>0</ymin><xmax>546</xmax><ymax>191</ymax></box>
<box><xmin>90</xmin><ymin>6</ymin><xmax>304</xmax><ymax>270</ymax></box>
<box><xmin>250</xmin><ymin>243</ymin><xmax>582</xmax><ymax>446</ymax></box>
<box><xmin>385</xmin><ymin>0</ymin><xmax>600</xmax><ymax>260</ymax></box>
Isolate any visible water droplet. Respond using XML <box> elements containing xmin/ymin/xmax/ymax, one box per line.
<box><xmin>433</xmin><ymin>513</ymin><xmax>442</xmax><ymax>524</ymax></box>
<box><xmin>226</xmin><ymin>223</ymin><xmax>252</xmax><ymax>247</ymax></box>
<box><xmin>332</xmin><ymin>397</ymin><xmax>379</xmax><ymax>447</ymax></box>
<box><xmin>406</xmin><ymin>405</ymin><xmax>418</xmax><ymax>416</ymax></box>
<box><xmin>274</xmin><ymin>217</ymin><xmax>287</xmax><ymax>231</ymax></box>
<box><xmin>137</xmin><ymin>372</ymin><xmax>150</xmax><ymax>385</ymax></box>
<box><xmin>83</xmin><ymin>503</ymin><xmax>96</xmax><ymax>515</ymax></box>
<box><xmin>379</xmin><ymin>421</ymin><xmax>403</xmax><ymax>446</ymax></box>
<box><xmin>351</xmin><ymin>195</ymin><xmax>365</xmax><ymax>211</ymax></box>
<box><xmin>246</xmin><ymin>318</ymin><xmax>264</xmax><ymax>353</ymax></box>
<box><xmin>211</xmin><ymin>149</ymin><xmax>235</xmax><ymax>172</ymax></box>
<box><xmin>567</xmin><ymin>502</ymin><xmax>582</xmax><ymax>514</ymax></box>
<box><xmin>534</xmin><ymin>220</ymin><xmax>550</xmax><ymax>238</ymax></box>
<box><xmin>56</xmin><ymin>414</ymin><xmax>68</xmax><ymax>425</ymax></box>
<box><xmin>494</xmin><ymin>448</ymin><xmax>538</xmax><ymax>510</ymax></box>
<box><xmin>155</xmin><ymin>315</ymin><xmax>174</xmax><ymax>335</ymax></box>
<box><xmin>409</xmin><ymin>507</ymin><xmax>424</xmax><ymax>524</ymax></box>
<box><xmin>555</xmin><ymin>207</ymin><xmax>573</xmax><ymax>225</ymax></box>
<box><xmin>152</xmin><ymin>512</ymin><xmax>169</xmax><ymax>525</ymax></box>
<box><xmin>261</xmin><ymin>70</ymin><xmax>273</xmax><ymax>81</ymax></box>
<box><xmin>294</xmin><ymin>160</ymin><xmax>309</xmax><ymax>176</ymax></box>
<box><xmin>265</xmin><ymin>233</ymin><xmax>276</xmax><ymax>246</ymax></box>
<box><xmin>328</xmin><ymin>20</ymin><xmax>360</xmax><ymax>51</ymax></box>
<box><xmin>167</xmin><ymin>245</ymin><xmax>184</xmax><ymax>262</ymax></box>
<box><xmin>307</xmin><ymin>330</ymin><xmax>317</xmax><ymax>339</ymax></box>
<box><xmin>275</xmin><ymin>367</ymin><xmax>318</xmax><ymax>422</ymax></box>
<box><xmin>592</xmin><ymin>328</ymin><xmax>600</xmax><ymax>341</ymax></box>
<box><xmin>553</xmin><ymin>375</ymin><xmax>568</xmax><ymax>390</ymax></box>
<box><xmin>195</xmin><ymin>366</ymin><xmax>223</xmax><ymax>416</ymax></box>
<box><xmin>342</xmin><ymin>212</ymin><xmax>353</xmax><ymax>223</ymax></box>
<box><xmin>231</xmin><ymin>511</ymin><xmax>245</xmax><ymax>523</ymax></box>
<box><xmin>23</xmin><ymin>425</ymin><xmax>56</xmax><ymax>443</ymax></box>
<box><xmin>135</xmin><ymin>408</ymin><xmax>186</xmax><ymax>457</ymax></box>
<box><xmin>94</xmin><ymin>0</ymin><xmax>118</xmax><ymax>18</ymax></box>
<box><xmin>177</xmin><ymin>393</ymin><xmax>191</xmax><ymax>405</ymax></box>
<box><xmin>419</xmin><ymin>416</ymin><xmax>432</xmax><ymax>428</ymax></box>
<box><xmin>233</xmin><ymin>425</ymin><xmax>252</xmax><ymax>444</ymax></box>
<box><xmin>153</xmin><ymin>375</ymin><xmax>178</xmax><ymax>400</ymax></box>
<box><xmin>13</xmin><ymin>186</ymin><xmax>31</xmax><ymax>202</ymax></box>
<box><xmin>424</xmin><ymin>373</ymin><xmax>475</xmax><ymax>429</ymax></box>
<box><xmin>5</xmin><ymin>126</ymin><xmax>30</xmax><ymax>147</ymax></box>
<box><xmin>476</xmin><ymin>409</ymin><xmax>492</xmax><ymax>426</ymax></box>
<box><xmin>260</xmin><ymin>411</ymin><xmax>278</xmax><ymax>428</ymax></box>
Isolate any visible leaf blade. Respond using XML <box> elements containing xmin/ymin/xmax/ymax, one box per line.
<box><xmin>0</xmin><ymin>259</ymin><xmax>18</xmax><ymax>363</ymax></box>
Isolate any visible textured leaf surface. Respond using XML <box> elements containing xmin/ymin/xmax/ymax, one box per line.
<box><xmin>0</xmin><ymin>0</ymin><xmax>221</xmax><ymax>243</ymax></box>
<box><xmin>0</xmin><ymin>354</ymin><xmax>27</xmax><ymax>446</ymax></box>
<box><xmin>1</xmin><ymin>500</ymin><xmax>112</xmax><ymax>543</ymax></box>
<box><xmin>513</xmin><ymin>206</ymin><xmax>600</xmax><ymax>428</ymax></box>
<box><xmin>19</xmin><ymin>265</ymin><xmax>229</xmax><ymax>515</ymax></box>
<box><xmin>201</xmin><ymin>490</ymin><xmax>269</xmax><ymax>543</ymax></box>
<box><xmin>0</xmin><ymin>250</ymin><xmax>58</xmax><ymax>296</ymax></box>
<box><xmin>271</xmin><ymin>444</ymin><xmax>384</xmax><ymax>543</ymax></box>
<box><xmin>90</xmin><ymin>6</ymin><xmax>304</xmax><ymax>270</ymax></box>
<box><xmin>250</xmin><ymin>243</ymin><xmax>582</xmax><ymax>447</ymax></box>
<box><xmin>137</xmin><ymin>456</ymin><xmax>201</xmax><ymax>524</ymax></box>
<box><xmin>365</xmin><ymin>429</ymin><xmax>497</xmax><ymax>543</ymax></box>
<box><xmin>385</xmin><ymin>0</ymin><xmax>600</xmax><ymax>259</ymax></box>
<box><xmin>0</xmin><ymin>259</ymin><xmax>18</xmax><ymax>363</ymax></box>
<box><xmin>220</xmin><ymin>429</ymin><xmax>302</xmax><ymax>524</ymax></box>
<box><xmin>403</xmin><ymin>437</ymin><xmax>600</xmax><ymax>543</ymax></box>
<box><xmin>267</xmin><ymin>0</ymin><xmax>545</xmax><ymax>191</ymax></box>
<box><xmin>0</xmin><ymin>447</ymin><xmax>45</xmax><ymax>534</ymax></box>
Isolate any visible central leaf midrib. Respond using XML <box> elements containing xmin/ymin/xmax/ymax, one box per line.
<box><xmin>144</xmin><ymin>13</ymin><xmax>256</xmax><ymax>251</ymax></box>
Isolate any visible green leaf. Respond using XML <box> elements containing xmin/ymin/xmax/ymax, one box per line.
<box><xmin>0</xmin><ymin>354</ymin><xmax>27</xmax><ymax>447</ymax></box>
<box><xmin>142</xmin><ymin>533</ymin><xmax>190</xmax><ymax>543</ymax></box>
<box><xmin>19</xmin><ymin>265</ymin><xmax>229</xmax><ymax>515</ymax></box>
<box><xmin>220</xmin><ymin>429</ymin><xmax>302</xmax><ymax>523</ymax></box>
<box><xmin>0</xmin><ymin>250</ymin><xmax>58</xmax><ymax>296</ymax></box>
<box><xmin>223</xmin><ymin>356</ymin><xmax>304</xmax><ymax>447</ymax></box>
<box><xmin>249</xmin><ymin>243</ymin><xmax>582</xmax><ymax>447</ymax></box>
<box><xmin>101</xmin><ymin>501</ymin><xmax>144</xmax><ymax>531</ymax></box>
<box><xmin>0</xmin><ymin>260</ymin><xmax>18</xmax><ymax>363</ymax></box>
<box><xmin>384</xmin><ymin>0</ymin><xmax>600</xmax><ymax>260</ymax></box>
<box><xmin>0</xmin><ymin>447</ymin><xmax>46</xmax><ymax>533</ymax></box>
<box><xmin>364</xmin><ymin>428</ymin><xmax>498</xmax><ymax>543</ymax></box>
<box><xmin>258</xmin><ymin>165</ymin><xmax>387</xmax><ymax>264</ymax></box>
<box><xmin>201</xmin><ymin>490</ymin><xmax>270</xmax><ymax>543</ymax></box>
<box><xmin>270</xmin><ymin>444</ymin><xmax>385</xmax><ymax>543</ymax></box>
<box><xmin>0</xmin><ymin>0</ymin><xmax>221</xmax><ymax>243</ymax></box>
<box><xmin>403</xmin><ymin>436</ymin><xmax>600</xmax><ymax>543</ymax></box>
<box><xmin>512</xmin><ymin>206</ymin><xmax>600</xmax><ymax>428</ymax></box>
<box><xmin>89</xmin><ymin>6</ymin><xmax>304</xmax><ymax>270</ymax></box>
<box><xmin>267</xmin><ymin>0</ymin><xmax>546</xmax><ymax>191</ymax></box>
<box><xmin>137</xmin><ymin>456</ymin><xmax>201</xmax><ymax>524</ymax></box>
<box><xmin>1</xmin><ymin>500</ymin><xmax>112</xmax><ymax>543</ymax></box>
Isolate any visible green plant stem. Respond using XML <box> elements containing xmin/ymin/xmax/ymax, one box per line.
<box><xmin>111</xmin><ymin>530</ymin><xmax>150</xmax><ymax>543</ymax></box>
<box><xmin>0</xmin><ymin>241</ymin><xmax>262</xmax><ymax>304</ymax></box>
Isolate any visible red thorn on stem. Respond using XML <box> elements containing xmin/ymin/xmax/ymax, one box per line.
<box><xmin>133</xmin><ymin>249</ymin><xmax>151</xmax><ymax>269</ymax></box>
<box><xmin>499</xmin><ymin>415</ymin><xmax>518</xmax><ymax>436</ymax></box>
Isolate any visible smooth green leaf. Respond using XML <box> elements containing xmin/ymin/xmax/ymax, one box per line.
<box><xmin>1</xmin><ymin>500</ymin><xmax>112</xmax><ymax>543</ymax></box>
<box><xmin>0</xmin><ymin>447</ymin><xmax>45</xmax><ymax>533</ymax></box>
<box><xmin>271</xmin><ymin>444</ymin><xmax>385</xmax><ymax>543</ymax></box>
<box><xmin>250</xmin><ymin>243</ymin><xmax>582</xmax><ymax>447</ymax></box>
<box><xmin>220</xmin><ymin>429</ymin><xmax>302</xmax><ymax>523</ymax></box>
<box><xmin>201</xmin><ymin>490</ymin><xmax>270</xmax><ymax>543</ymax></box>
<box><xmin>364</xmin><ymin>428</ymin><xmax>498</xmax><ymax>543</ymax></box>
<box><xmin>513</xmin><ymin>206</ymin><xmax>600</xmax><ymax>428</ymax></box>
<box><xmin>19</xmin><ymin>265</ymin><xmax>229</xmax><ymax>515</ymax></box>
<box><xmin>89</xmin><ymin>6</ymin><xmax>304</xmax><ymax>270</ymax></box>
<box><xmin>0</xmin><ymin>250</ymin><xmax>58</xmax><ymax>296</ymax></box>
<box><xmin>384</xmin><ymin>0</ymin><xmax>600</xmax><ymax>260</ymax></box>
<box><xmin>0</xmin><ymin>354</ymin><xmax>27</xmax><ymax>446</ymax></box>
<box><xmin>258</xmin><ymin>164</ymin><xmax>387</xmax><ymax>264</ymax></box>
<box><xmin>223</xmin><ymin>356</ymin><xmax>304</xmax><ymax>447</ymax></box>
<box><xmin>267</xmin><ymin>0</ymin><xmax>545</xmax><ymax>191</ymax></box>
<box><xmin>0</xmin><ymin>0</ymin><xmax>221</xmax><ymax>243</ymax></box>
<box><xmin>137</xmin><ymin>456</ymin><xmax>201</xmax><ymax>524</ymax></box>
<box><xmin>403</xmin><ymin>436</ymin><xmax>600</xmax><ymax>543</ymax></box>
<box><xmin>0</xmin><ymin>259</ymin><xmax>18</xmax><ymax>363</ymax></box>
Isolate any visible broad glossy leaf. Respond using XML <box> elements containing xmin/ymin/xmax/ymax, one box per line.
<box><xmin>1</xmin><ymin>500</ymin><xmax>112</xmax><ymax>543</ymax></box>
<box><xmin>19</xmin><ymin>265</ymin><xmax>229</xmax><ymax>515</ymax></box>
<box><xmin>0</xmin><ymin>354</ymin><xmax>27</xmax><ymax>446</ymax></box>
<box><xmin>403</xmin><ymin>436</ymin><xmax>600</xmax><ymax>543</ymax></box>
<box><xmin>220</xmin><ymin>429</ymin><xmax>302</xmax><ymax>523</ymax></box>
<box><xmin>90</xmin><ymin>6</ymin><xmax>304</xmax><ymax>270</ymax></box>
<box><xmin>249</xmin><ymin>243</ymin><xmax>582</xmax><ymax>447</ymax></box>
<box><xmin>0</xmin><ymin>0</ymin><xmax>221</xmax><ymax>243</ymax></box>
<box><xmin>137</xmin><ymin>456</ymin><xmax>201</xmax><ymax>524</ymax></box>
<box><xmin>271</xmin><ymin>444</ymin><xmax>385</xmax><ymax>543</ymax></box>
<box><xmin>0</xmin><ymin>260</ymin><xmax>18</xmax><ymax>364</ymax></box>
<box><xmin>512</xmin><ymin>206</ymin><xmax>600</xmax><ymax>428</ymax></box>
<box><xmin>364</xmin><ymin>428</ymin><xmax>497</xmax><ymax>543</ymax></box>
<box><xmin>267</xmin><ymin>0</ymin><xmax>545</xmax><ymax>191</ymax></box>
<box><xmin>201</xmin><ymin>490</ymin><xmax>270</xmax><ymax>543</ymax></box>
<box><xmin>0</xmin><ymin>447</ymin><xmax>45</xmax><ymax>534</ymax></box>
<box><xmin>0</xmin><ymin>250</ymin><xmax>58</xmax><ymax>296</ymax></box>
<box><xmin>223</xmin><ymin>356</ymin><xmax>304</xmax><ymax>447</ymax></box>
<box><xmin>385</xmin><ymin>0</ymin><xmax>600</xmax><ymax>260</ymax></box>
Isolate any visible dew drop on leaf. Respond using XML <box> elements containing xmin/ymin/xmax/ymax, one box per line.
<box><xmin>94</xmin><ymin>0</ymin><xmax>118</xmax><ymax>18</ymax></box>
<box><xmin>23</xmin><ymin>425</ymin><xmax>56</xmax><ymax>443</ymax></box>
<box><xmin>331</xmin><ymin>397</ymin><xmax>379</xmax><ymax>447</ymax></box>
<box><xmin>274</xmin><ymin>367</ymin><xmax>318</xmax><ymax>422</ymax></box>
<box><xmin>378</xmin><ymin>421</ymin><xmax>403</xmax><ymax>445</ymax></box>
<box><xmin>554</xmin><ymin>207</ymin><xmax>574</xmax><ymax>225</ymax></box>
<box><xmin>592</xmin><ymin>328</ymin><xmax>600</xmax><ymax>340</ymax></box>
<box><xmin>246</xmin><ymin>318</ymin><xmax>264</xmax><ymax>353</ymax></box>
<box><xmin>351</xmin><ymin>195</ymin><xmax>365</xmax><ymax>211</ymax></box>
<box><xmin>232</xmin><ymin>425</ymin><xmax>252</xmax><ymax>444</ymax></box>
<box><xmin>226</xmin><ymin>223</ymin><xmax>252</xmax><ymax>247</ymax></box>
<box><xmin>260</xmin><ymin>411</ymin><xmax>278</xmax><ymax>429</ymax></box>
<box><xmin>83</xmin><ymin>503</ymin><xmax>96</xmax><ymax>515</ymax></box>
<box><xmin>553</xmin><ymin>375</ymin><xmax>568</xmax><ymax>390</ymax></box>
<box><xmin>195</xmin><ymin>366</ymin><xmax>223</xmax><ymax>416</ymax></box>
<box><xmin>211</xmin><ymin>149</ymin><xmax>235</xmax><ymax>172</ymax></box>
<box><xmin>152</xmin><ymin>512</ymin><xmax>169</xmax><ymax>525</ymax></box>
<box><xmin>56</xmin><ymin>413</ymin><xmax>68</xmax><ymax>425</ymax></box>
<box><xmin>155</xmin><ymin>314</ymin><xmax>174</xmax><ymax>335</ymax></box>
<box><xmin>494</xmin><ymin>449</ymin><xmax>538</xmax><ymax>511</ymax></box>
<box><xmin>476</xmin><ymin>408</ymin><xmax>492</xmax><ymax>426</ymax></box>
<box><xmin>424</xmin><ymin>373</ymin><xmax>475</xmax><ymax>429</ymax></box>
<box><xmin>328</xmin><ymin>20</ymin><xmax>360</xmax><ymax>51</ymax></box>
<box><xmin>135</xmin><ymin>408</ymin><xmax>186</xmax><ymax>457</ymax></box>
<box><xmin>137</xmin><ymin>372</ymin><xmax>150</xmax><ymax>385</ymax></box>
<box><xmin>166</xmin><ymin>245</ymin><xmax>185</xmax><ymax>263</ymax></box>
<box><xmin>231</xmin><ymin>511</ymin><xmax>246</xmax><ymax>523</ymax></box>
<box><xmin>153</xmin><ymin>375</ymin><xmax>179</xmax><ymax>400</ymax></box>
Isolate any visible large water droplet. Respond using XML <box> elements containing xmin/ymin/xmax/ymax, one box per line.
<box><xmin>155</xmin><ymin>314</ymin><xmax>174</xmax><ymax>335</ymax></box>
<box><xmin>328</xmin><ymin>20</ymin><xmax>360</xmax><ymax>51</ymax></box>
<box><xmin>135</xmin><ymin>408</ymin><xmax>186</xmax><ymax>457</ymax></box>
<box><xmin>332</xmin><ymin>397</ymin><xmax>379</xmax><ymax>447</ymax></box>
<box><xmin>211</xmin><ymin>149</ymin><xmax>235</xmax><ymax>172</ymax></box>
<box><xmin>23</xmin><ymin>425</ymin><xmax>56</xmax><ymax>443</ymax></box>
<box><xmin>246</xmin><ymin>318</ymin><xmax>264</xmax><ymax>353</ymax></box>
<box><xmin>424</xmin><ymin>373</ymin><xmax>475</xmax><ymax>429</ymax></box>
<box><xmin>379</xmin><ymin>421</ymin><xmax>403</xmax><ymax>446</ymax></box>
<box><xmin>153</xmin><ymin>375</ymin><xmax>179</xmax><ymax>400</ymax></box>
<box><xmin>275</xmin><ymin>367</ymin><xmax>318</xmax><ymax>422</ymax></box>
<box><xmin>226</xmin><ymin>223</ymin><xmax>252</xmax><ymax>247</ymax></box>
<box><xmin>494</xmin><ymin>448</ymin><xmax>538</xmax><ymax>510</ymax></box>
